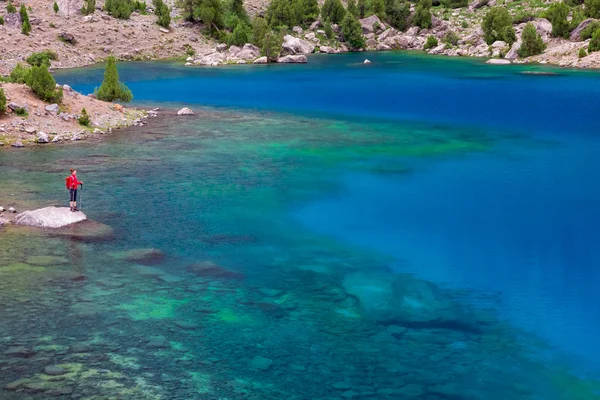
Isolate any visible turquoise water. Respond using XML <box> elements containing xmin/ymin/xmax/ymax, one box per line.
<box><xmin>1</xmin><ymin>52</ymin><xmax>600</xmax><ymax>398</ymax></box>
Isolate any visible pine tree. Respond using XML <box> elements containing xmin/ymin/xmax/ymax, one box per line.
<box><xmin>302</xmin><ymin>0</ymin><xmax>319</xmax><ymax>24</ymax></box>
<box><xmin>252</xmin><ymin>16</ymin><xmax>269</xmax><ymax>48</ymax></box>
<box><xmin>81</xmin><ymin>0</ymin><xmax>96</xmax><ymax>15</ymax></box>
<box><xmin>7</xmin><ymin>3</ymin><xmax>17</xmax><ymax>13</ymax></box>
<box><xmin>370</xmin><ymin>0</ymin><xmax>385</xmax><ymax>19</ymax></box>
<box><xmin>321</xmin><ymin>0</ymin><xmax>346</xmax><ymax>24</ymax></box>
<box><xmin>95</xmin><ymin>56</ymin><xmax>133</xmax><ymax>102</ymax></box>
<box><xmin>518</xmin><ymin>22</ymin><xmax>546</xmax><ymax>57</ymax></box>
<box><xmin>78</xmin><ymin>108</ymin><xmax>91</xmax><ymax>126</ymax></box>
<box><xmin>20</xmin><ymin>3</ymin><xmax>31</xmax><ymax>35</ymax></box>
<box><xmin>28</xmin><ymin>65</ymin><xmax>63</xmax><ymax>103</ymax></box>
<box><xmin>341</xmin><ymin>12</ymin><xmax>365</xmax><ymax>49</ymax></box>
<box><xmin>262</xmin><ymin>29</ymin><xmax>283</xmax><ymax>62</ymax></box>
<box><xmin>153</xmin><ymin>0</ymin><xmax>170</xmax><ymax>28</ymax></box>
<box><xmin>53</xmin><ymin>1</ymin><xmax>59</xmax><ymax>13</ymax></box>
<box><xmin>413</xmin><ymin>0</ymin><xmax>432</xmax><ymax>29</ymax></box>
<box><xmin>347</xmin><ymin>0</ymin><xmax>359</xmax><ymax>17</ymax></box>
<box><xmin>0</xmin><ymin>88</ymin><xmax>7</xmax><ymax>116</ymax></box>
<box><xmin>358</xmin><ymin>0</ymin><xmax>367</xmax><ymax>17</ymax></box>
<box><xmin>194</xmin><ymin>0</ymin><xmax>224</xmax><ymax>34</ymax></box>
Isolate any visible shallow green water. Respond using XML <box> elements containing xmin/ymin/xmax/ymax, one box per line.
<box><xmin>1</xmin><ymin>53</ymin><xmax>600</xmax><ymax>399</ymax></box>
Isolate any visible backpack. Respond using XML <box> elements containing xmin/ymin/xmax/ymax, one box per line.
<box><xmin>65</xmin><ymin>176</ymin><xmax>70</xmax><ymax>189</ymax></box>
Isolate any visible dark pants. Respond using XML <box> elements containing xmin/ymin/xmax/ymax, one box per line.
<box><xmin>70</xmin><ymin>188</ymin><xmax>78</xmax><ymax>202</ymax></box>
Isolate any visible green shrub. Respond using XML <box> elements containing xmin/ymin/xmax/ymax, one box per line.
<box><xmin>50</xmin><ymin>22</ymin><xmax>56</xmax><ymax>28</ymax></box>
<box><xmin>195</xmin><ymin>0</ymin><xmax>224</xmax><ymax>34</ymax></box>
<box><xmin>26</xmin><ymin>50</ymin><xmax>59</xmax><ymax>67</ymax></box>
<box><xmin>95</xmin><ymin>56</ymin><xmax>133</xmax><ymax>102</ymax></box>
<box><xmin>252</xmin><ymin>16</ymin><xmax>269</xmax><ymax>48</ymax></box>
<box><xmin>517</xmin><ymin>22</ymin><xmax>546</xmax><ymax>57</ymax></box>
<box><xmin>0</xmin><ymin>16</ymin><xmax>4</xmax><ymax>25</ymax></box>
<box><xmin>7</xmin><ymin>2</ymin><xmax>16</xmax><ymax>13</ymax></box>
<box><xmin>302</xmin><ymin>0</ymin><xmax>320</xmax><ymax>24</ymax></box>
<box><xmin>0</xmin><ymin>88</ymin><xmax>6</xmax><ymax>116</ymax></box>
<box><xmin>324</xmin><ymin>19</ymin><xmax>334</xmax><ymax>38</ymax></box>
<box><xmin>341</xmin><ymin>12</ymin><xmax>365</xmax><ymax>49</ymax></box>
<box><xmin>423</xmin><ymin>35</ymin><xmax>438</xmax><ymax>50</ymax></box>
<box><xmin>589</xmin><ymin>28</ymin><xmax>600</xmax><ymax>52</ymax></box>
<box><xmin>385</xmin><ymin>0</ymin><xmax>410</xmax><ymax>31</ymax></box>
<box><xmin>105</xmin><ymin>0</ymin><xmax>133</xmax><ymax>19</ymax></box>
<box><xmin>78</xmin><ymin>108</ymin><xmax>91</xmax><ymax>126</ymax></box>
<box><xmin>370</xmin><ymin>0</ymin><xmax>386</xmax><ymax>19</ymax></box>
<box><xmin>347</xmin><ymin>0</ymin><xmax>359</xmax><ymax>17</ymax></box>
<box><xmin>443</xmin><ymin>30</ymin><xmax>459</xmax><ymax>45</ymax></box>
<box><xmin>228</xmin><ymin>22</ymin><xmax>251</xmax><ymax>45</ymax></box>
<box><xmin>482</xmin><ymin>7</ymin><xmax>516</xmax><ymax>46</ymax></box>
<box><xmin>585</xmin><ymin>0</ymin><xmax>600</xmax><ymax>18</ymax></box>
<box><xmin>20</xmin><ymin>3</ymin><xmax>31</xmax><ymax>35</ymax></box>
<box><xmin>579</xmin><ymin>47</ymin><xmax>587</xmax><ymax>57</ymax></box>
<box><xmin>81</xmin><ymin>0</ymin><xmax>96</xmax><ymax>15</ymax></box>
<box><xmin>265</xmin><ymin>0</ymin><xmax>297</xmax><ymax>28</ymax></box>
<box><xmin>413</xmin><ymin>0</ymin><xmax>432</xmax><ymax>29</ymax></box>
<box><xmin>261</xmin><ymin>29</ymin><xmax>283</xmax><ymax>62</ymax></box>
<box><xmin>441</xmin><ymin>0</ymin><xmax>468</xmax><ymax>8</ymax></box>
<box><xmin>27</xmin><ymin>65</ymin><xmax>63</xmax><ymax>103</ymax></box>
<box><xmin>512</xmin><ymin>10</ymin><xmax>535</xmax><ymax>24</ymax></box>
<box><xmin>53</xmin><ymin>1</ymin><xmax>59</xmax><ymax>13</ymax></box>
<box><xmin>9</xmin><ymin>63</ymin><xmax>30</xmax><ymax>84</ymax></box>
<box><xmin>153</xmin><ymin>0</ymin><xmax>171</xmax><ymax>28</ymax></box>
<box><xmin>321</xmin><ymin>0</ymin><xmax>346</xmax><ymax>24</ymax></box>
<box><xmin>15</xmin><ymin>107</ymin><xmax>28</xmax><ymax>117</ymax></box>
<box><xmin>543</xmin><ymin>2</ymin><xmax>570</xmax><ymax>38</ymax></box>
<box><xmin>580</xmin><ymin>21</ymin><xmax>600</xmax><ymax>39</ymax></box>
<box><xmin>461</xmin><ymin>20</ymin><xmax>468</xmax><ymax>28</ymax></box>
<box><xmin>358</xmin><ymin>0</ymin><xmax>367</xmax><ymax>17</ymax></box>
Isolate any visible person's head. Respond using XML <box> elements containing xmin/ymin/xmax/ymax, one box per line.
<box><xmin>70</xmin><ymin>168</ymin><xmax>76</xmax><ymax>176</ymax></box>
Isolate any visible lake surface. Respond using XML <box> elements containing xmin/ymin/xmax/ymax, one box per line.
<box><xmin>1</xmin><ymin>52</ymin><xmax>600</xmax><ymax>399</ymax></box>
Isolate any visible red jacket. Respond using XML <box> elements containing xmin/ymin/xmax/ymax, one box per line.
<box><xmin>66</xmin><ymin>175</ymin><xmax>83</xmax><ymax>189</ymax></box>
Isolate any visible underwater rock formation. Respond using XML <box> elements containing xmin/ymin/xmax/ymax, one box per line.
<box><xmin>13</xmin><ymin>206</ymin><xmax>86</xmax><ymax>229</ymax></box>
<box><xmin>343</xmin><ymin>272</ymin><xmax>477</xmax><ymax>331</ymax></box>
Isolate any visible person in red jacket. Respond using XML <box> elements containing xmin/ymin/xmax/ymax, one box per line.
<box><xmin>66</xmin><ymin>168</ymin><xmax>83</xmax><ymax>212</ymax></box>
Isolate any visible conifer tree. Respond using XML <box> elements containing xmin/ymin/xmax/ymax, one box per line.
<box><xmin>370</xmin><ymin>0</ymin><xmax>385</xmax><ymax>19</ymax></box>
<box><xmin>81</xmin><ymin>0</ymin><xmax>96</xmax><ymax>15</ymax></box>
<box><xmin>321</xmin><ymin>0</ymin><xmax>345</xmax><ymax>24</ymax></box>
<box><xmin>302</xmin><ymin>0</ymin><xmax>319</xmax><ymax>24</ymax></box>
<box><xmin>341</xmin><ymin>12</ymin><xmax>365</xmax><ymax>49</ymax></box>
<box><xmin>518</xmin><ymin>22</ymin><xmax>546</xmax><ymax>57</ymax></box>
<box><xmin>0</xmin><ymin>88</ymin><xmax>7</xmax><ymax>115</ymax></box>
<box><xmin>20</xmin><ymin>3</ymin><xmax>31</xmax><ymax>35</ymax></box>
<box><xmin>53</xmin><ymin>1</ymin><xmax>59</xmax><ymax>13</ymax></box>
<box><xmin>95</xmin><ymin>56</ymin><xmax>133</xmax><ymax>102</ymax></box>
<box><xmin>28</xmin><ymin>65</ymin><xmax>63</xmax><ymax>103</ymax></box>
<box><xmin>347</xmin><ymin>0</ymin><xmax>359</xmax><ymax>17</ymax></box>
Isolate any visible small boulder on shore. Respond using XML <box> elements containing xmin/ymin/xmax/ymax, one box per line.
<box><xmin>13</xmin><ymin>206</ymin><xmax>87</xmax><ymax>229</ymax></box>
<box><xmin>277</xmin><ymin>55</ymin><xmax>307</xmax><ymax>64</ymax></box>
<box><xmin>486</xmin><ymin>59</ymin><xmax>511</xmax><ymax>65</ymax></box>
<box><xmin>177</xmin><ymin>107</ymin><xmax>194</xmax><ymax>115</ymax></box>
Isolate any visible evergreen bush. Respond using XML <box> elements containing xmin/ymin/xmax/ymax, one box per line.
<box><xmin>585</xmin><ymin>0</ymin><xmax>600</xmax><ymax>18</ymax></box>
<box><xmin>20</xmin><ymin>3</ymin><xmax>31</xmax><ymax>35</ymax></box>
<box><xmin>543</xmin><ymin>2</ymin><xmax>570</xmax><ymax>38</ymax></box>
<box><xmin>53</xmin><ymin>1</ymin><xmax>59</xmax><ymax>13</ymax></box>
<box><xmin>423</xmin><ymin>35</ymin><xmax>438</xmax><ymax>50</ymax></box>
<box><xmin>578</xmin><ymin>47</ymin><xmax>587</xmax><ymax>57</ymax></box>
<box><xmin>517</xmin><ymin>22</ymin><xmax>546</xmax><ymax>57</ymax></box>
<box><xmin>580</xmin><ymin>21</ymin><xmax>600</xmax><ymax>39</ymax></box>
<box><xmin>324</xmin><ymin>19</ymin><xmax>334</xmax><ymax>38</ymax></box>
<box><xmin>341</xmin><ymin>12</ymin><xmax>365</xmax><ymax>49</ymax></box>
<box><xmin>385</xmin><ymin>0</ymin><xmax>410</xmax><ymax>31</ymax></box>
<box><xmin>9</xmin><ymin>63</ymin><xmax>30</xmax><ymax>84</ymax></box>
<box><xmin>347</xmin><ymin>0</ymin><xmax>359</xmax><ymax>17</ymax></box>
<box><xmin>7</xmin><ymin>3</ymin><xmax>17</xmax><ymax>13</ymax></box>
<box><xmin>228</xmin><ymin>22</ymin><xmax>251</xmax><ymax>45</ymax></box>
<box><xmin>27</xmin><ymin>65</ymin><xmax>63</xmax><ymax>103</ymax></box>
<box><xmin>78</xmin><ymin>108</ymin><xmax>91</xmax><ymax>126</ymax></box>
<box><xmin>153</xmin><ymin>0</ymin><xmax>171</xmax><ymax>28</ymax></box>
<box><xmin>321</xmin><ymin>0</ymin><xmax>346</xmax><ymax>24</ymax></box>
<box><xmin>261</xmin><ymin>29</ymin><xmax>283</xmax><ymax>62</ymax></box>
<box><xmin>81</xmin><ymin>0</ymin><xmax>96</xmax><ymax>15</ymax></box>
<box><xmin>95</xmin><ymin>56</ymin><xmax>133</xmax><ymax>102</ymax></box>
<box><xmin>413</xmin><ymin>0</ymin><xmax>432</xmax><ymax>29</ymax></box>
<box><xmin>589</xmin><ymin>28</ymin><xmax>600</xmax><ymax>52</ymax></box>
<box><xmin>252</xmin><ymin>16</ymin><xmax>269</xmax><ymax>48</ymax></box>
<box><xmin>482</xmin><ymin>7</ymin><xmax>516</xmax><ymax>45</ymax></box>
<box><xmin>0</xmin><ymin>16</ymin><xmax>4</xmax><ymax>25</ymax></box>
<box><xmin>26</xmin><ymin>50</ymin><xmax>59</xmax><ymax>67</ymax></box>
<box><xmin>0</xmin><ymin>88</ymin><xmax>6</xmax><ymax>116</ymax></box>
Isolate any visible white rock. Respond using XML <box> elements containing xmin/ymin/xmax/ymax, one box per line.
<box><xmin>13</xmin><ymin>206</ymin><xmax>86</xmax><ymax>228</ymax></box>
<box><xmin>8</xmin><ymin>207</ymin><xmax>16</xmax><ymax>213</ymax></box>
<box><xmin>186</xmin><ymin>56</ymin><xmax>193</xmax><ymax>62</ymax></box>
<box><xmin>253</xmin><ymin>56</ymin><xmax>268</xmax><ymax>64</ymax></box>
<box><xmin>486</xmin><ymin>59</ymin><xmax>511</xmax><ymax>65</ymax></box>
<box><xmin>45</xmin><ymin>103</ymin><xmax>59</xmax><ymax>115</ymax></box>
<box><xmin>159</xmin><ymin>28</ymin><xmax>169</xmax><ymax>33</ymax></box>
<box><xmin>364</xmin><ymin>59</ymin><xmax>371</xmax><ymax>64</ymax></box>
<box><xmin>0</xmin><ymin>206</ymin><xmax>4</xmax><ymax>212</ymax></box>
<box><xmin>37</xmin><ymin>132</ymin><xmax>49</xmax><ymax>143</ymax></box>
<box><xmin>282</xmin><ymin>34</ymin><xmax>315</xmax><ymax>55</ymax></box>
<box><xmin>277</xmin><ymin>55</ymin><xmax>308</xmax><ymax>63</ymax></box>
<box><xmin>177</xmin><ymin>107</ymin><xmax>194</xmax><ymax>115</ymax></box>
<box><xmin>51</xmin><ymin>135</ymin><xmax>62</xmax><ymax>142</ymax></box>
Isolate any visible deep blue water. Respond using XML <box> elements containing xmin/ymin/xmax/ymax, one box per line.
<box><xmin>55</xmin><ymin>53</ymin><xmax>600</xmax><ymax>367</ymax></box>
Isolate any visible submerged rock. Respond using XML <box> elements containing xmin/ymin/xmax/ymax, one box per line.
<box><xmin>486</xmin><ymin>59</ymin><xmax>511</xmax><ymax>65</ymax></box>
<box><xmin>250</xmin><ymin>356</ymin><xmax>273</xmax><ymax>371</ymax></box>
<box><xmin>13</xmin><ymin>206</ymin><xmax>86</xmax><ymax>229</ymax></box>
<box><xmin>186</xmin><ymin>261</ymin><xmax>244</xmax><ymax>279</ymax></box>
<box><xmin>177</xmin><ymin>107</ymin><xmax>194</xmax><ymax>115</ymax></box>
<box><xmin>342</xmin><ymin>272</ymin><xmax>477</xmax><ymax>331</ymax></box>
<box><xmin>111</xmin><ymin>248</ymin><xmax>165</xmax><ymax>265</ymax></box>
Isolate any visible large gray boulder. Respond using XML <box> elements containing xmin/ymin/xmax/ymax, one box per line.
<box><xmin>281</xmin><ymin>35</ymin><xmax>315</xmax><ymax>55</ymax></box>
<box><xmin>56</xmin><ymin>0</ymin><xmax>84</xmax><ymax>17</ymax></box>
<box><xmin>359</xmin><ymin>15</ymin><xmax>383</xmax><ymax>34</ymax></box>
<box><xmin>236</xmin><ymin>43</ymin><xmax>260</xmax><ymax>60</ymax></box>
<box><xmin>532</xmin><ymin>18</ymin><xmax>552</xmax><ymax>42</ymax></box>
<box><xmin>343</xmin><ymin>272</ymin><xmax>476</xmax><ymax>330</ymax></box>
<box><xmin>277</xmin><ymin>55</ymin><xmax>307</xmax><ymax>63</ymax></box>
<box><xmin>13</xmin><ymin>207</ymin><xmax>87</xmax><ymax>229</ymax></box>
<box><xmin>570</xmin><ymin>18</ymin><xmax>598</xmax><ymax>41</ymax></box>
<box><xmin>3</xmin><ymin>13</ymin><xmax>21</xmax><ymax>28</ymax></box>
<box><xmin>505</xmin><ymin>40</ymin><xmax>521</xmax><ymax>60</ymax></box>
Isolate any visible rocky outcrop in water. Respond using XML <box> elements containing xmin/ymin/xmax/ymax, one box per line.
<box><xmin>13</xmin><ymin>207</ymin><xmax>87</xmax><ymax>228</ymax></box>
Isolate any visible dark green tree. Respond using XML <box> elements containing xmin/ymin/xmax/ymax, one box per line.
<box><xmin>53</xmin><ymin>1</ymin><xmax>59</xmax><ymax>13</ymax></box>
<box><xmin>81</xmin><ymin>0</ymin><xmax>96</xmax><ymax>15</ymax></box>
<box><xmin>195</xmin><ymin>0</ymin><xmax>225</xmax><ymax>34</ymax></box>
<box><xmin>9</xmin><ymin>63</ymin><xmax>30</xmax><ymax>84</ymax></box>
<box><xmin>175</xmin><ymin>0</ymin><xmax>201</xmax><ymax>21</ymax></box>
<box><xmin>95</xmin><ymin>56</ymin><xmax>133</xmax><ymax>102</ymax></box>
<box><xmin>589</xmin><ymin>28</ymin><xmax>600</xmax><ymax>52</ymax></box>
<box><xmin>27</xmin><ymin>65</ymin><xmax>63</xmax><ymax>103</ymax></box>
<box><xmin>26</xmin><ymin>50</ymin><xmax>59</xmax><ymax>67</ymax></box>
<box><xmin>321</xmin><ymin>0</ymin><xmax>346</xmax><ymax>24</ymax></box>
<box><xmin>262</xmin><ymin>29</ymin><xmax>283</xmax><ymax>62</ymax></box>
<box><xmin>413</xmin><ymin>0</ymin><xmax>432</xmax><ymax>29</ymax></box>
<box><xmin>78</xmin><ymin>108</ymin><xmax>91</xmax><ymax>126</ymax></box>
<box><xmin>265</xmin><ymin>0</ymin><xmax>295</xmax><ymax>27</ymax></box>
<box><xmin>341</xmin><ymin>12</ymin><xmax>365</xmax><ymax>48</ymax></box>
<box><xmin>230</xmin><ymin>0</ymin><xmax>249</xmax><ymax>22</ymax></box>
<box><xmin>228</xmin><ymin>21</ymin><xmax>251</xmax><ymax>45</ymax></box>
<box><xmin>252</xmin><ymin>16</ymin><xmax>269</xmax><ymax>48</ymax></box>
<box><xmin>358</xmin><ymin>0</ymin><xmax>367</xmax><ymax>17</ymax></box>
<box><xmin>543</xmin><ymin>2</ymin><xmax>570</xmax><ymax>37</ymax></box>
<box><xmin>105</xmin><ymin>0</ymin><xmax>134</xmax><ymax>19</ymax></box>
<box><xmin>482</xmin><ymin>7</ymin><xmax>516</xmax><ymax>45</ymax></box>
<box><xmin>302</xmin><ymin>0</ymin><xmax>320</xmax><ymax>24</ymax></box>
<box><xmin>423</xmin><ymin>35</ymin><xmax>438</xmax><ymax>50</ymax></box>
<box><xmin>324</xmin><ymin>19</ymin><xmax>334</xmax><ymax>38</ymax></box>
<box><xmin>347</xmin><ymin>0</ymin><xmax>359</xmax><ymax>16</ymax></box>
<box><xmin>517</xmin><ymin>22</ymin><xmax>546</xmax><ymax>57</ymax></box>
<box><xmin>385</xmin><ymin>0</ymin><xmax>409</xmax><ymax>31</ymax></box>
<box><xmin>0</xmin><ymin>16</ymin><xmax>4</xmax><ymax>25</ymax></box>
<box><xmin>153</xmin><ymin>0</ymin><xmax>171</xmax><ymax>28</ymax></box>
<box><xmin>585</xmin><ymin>0</ymin><xmax>600</xmax><ymax>18</ymax></box>
<box><xmin>0</xmin><ymin>88</ymin><xmax>7</xmax><ymax>116</ymax></box>
<box><xmin>7</xmin><ymin>3</ymin><xmax>17</xmax><ymax>13</ymax></box>
<box><xmin>370</xmin><ymin>0</ymin><xmax>385</xmax><ymax>18</ymax></box>
<box><xmin>20</xmin><ymin>3</ymin><xmax>31</xmax><ymax>35</ymax></box>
